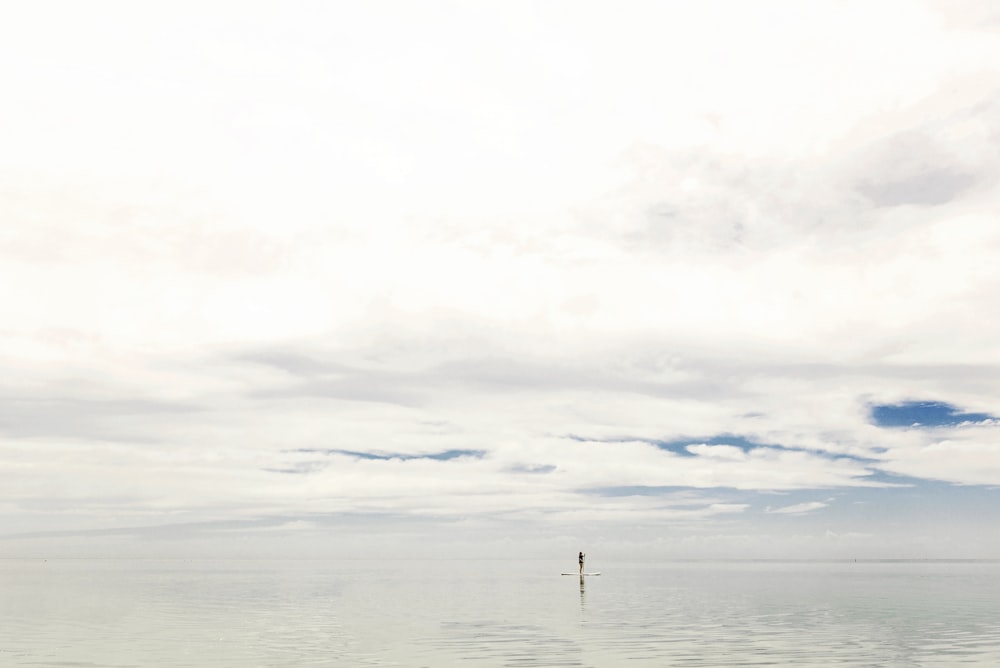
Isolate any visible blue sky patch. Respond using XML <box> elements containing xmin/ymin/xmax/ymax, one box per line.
<box><xmin>566</xmin><ymin>433</ymin><xmax>764</xmax><ymax>456</ymax></box>
<box><xmin>294</xmin><ymin>448</ymin><xmax>486</xmax><ymax>461</ymax></box>
<box><xmin>507</xmin><ymin>464</ymin><xmax>557</xmax><ymax>474</ymax></box>
<box><xmin>653</xmin><ymin>434</ymin><xmax>769</xmax><ymax>456</ymax></box>
<box><xmin>870</xmin><ymin>401</ymin><xmax>997</xmax><ymax>428</ymax></box>
<box><xmin>566</xmin><ymin>433</ymin><xmax>876</xmax><ymax>465</ymax></box>
<box><xmin>265</xmin><ymin>461</ymin><xmax>328</xmax><ymax>475</ymax></box>
<box><xmin>583</xmin><ymin>485</ymin><xmax>687</xmax><ymax>497</ymax></box>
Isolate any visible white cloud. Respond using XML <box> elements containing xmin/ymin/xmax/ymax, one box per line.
<box><xmin>1</xmin><ymin>0</ymin><xmax>999</xmax><ymax>558</ymax></box>
<box><xmin>767</xmin><ymin>502</ymin><xmax>829</xmax><ymax>515</ymax></box>
<box><xmin>880</xmin><ymin>429</ymin><xmax>1000</xmax><ymax>485</ymax></box>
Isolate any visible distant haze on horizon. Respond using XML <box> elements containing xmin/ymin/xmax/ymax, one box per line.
<box><xmin>2</xmin><ymin>0</ymin><xmax>1000</xmax><ymax>560</ymax></box>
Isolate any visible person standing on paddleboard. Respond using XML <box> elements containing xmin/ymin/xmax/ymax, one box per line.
<box><xmin>578</xmin><ymin>551</ymin><xmax>585</xmax><ymax>574</ymax></box>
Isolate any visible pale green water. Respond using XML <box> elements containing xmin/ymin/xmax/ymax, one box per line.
<box><xmin>2</xmin><ymin>559</ymin><xmax>999</xmax><ymax>666</ymax></box>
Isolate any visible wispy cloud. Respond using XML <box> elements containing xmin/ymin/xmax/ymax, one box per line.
<box><xmin>767</xmin><ymin>502</ymin><xmax>829</xmax><ymax>515</ymax></box>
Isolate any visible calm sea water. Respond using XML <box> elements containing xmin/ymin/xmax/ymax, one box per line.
<box><xmin>2</xmin><ymin>558</ymin><xmax>1000</xmax><ymax>667</ymax></box>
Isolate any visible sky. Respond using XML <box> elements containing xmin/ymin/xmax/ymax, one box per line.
<box><xmin>2</xmin><ymin>0</ymin><xmax>1000</xmax><ymax>561</ymax></box>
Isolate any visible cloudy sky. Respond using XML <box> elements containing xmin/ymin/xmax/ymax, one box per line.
<box><xmin>2</xmin><ymin>0</ymin><xmax>1000</xmax><ymax>560</ymax></box>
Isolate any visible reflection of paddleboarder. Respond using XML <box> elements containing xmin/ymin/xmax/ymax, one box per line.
<box><xmin>578</xmin><ymin>551</ymin><xmax>585</xmax><ymax>574</ymax></box>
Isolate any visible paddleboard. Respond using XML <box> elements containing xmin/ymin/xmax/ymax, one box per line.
<box><xmin>562</xmin><ymin>572</ymin><xmax>601</xmax><ymax>576</ymax></box>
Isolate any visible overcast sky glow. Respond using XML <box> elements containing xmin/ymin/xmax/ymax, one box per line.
<box><xmin>3</xmin><ymin>0</ymin><xmax>1000</xmax><ymax>560</ymax></box>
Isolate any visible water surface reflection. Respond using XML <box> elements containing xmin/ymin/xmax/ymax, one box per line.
<box><xmin>2</xmin><ymin>559</ymin><xmax>999</xmax><ymax>667</ymax></box>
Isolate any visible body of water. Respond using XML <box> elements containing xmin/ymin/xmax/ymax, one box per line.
<box><xmin>2</xmin><ymin>558</ymin><xmax>999</xmax><ymax>666</ymax></box>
